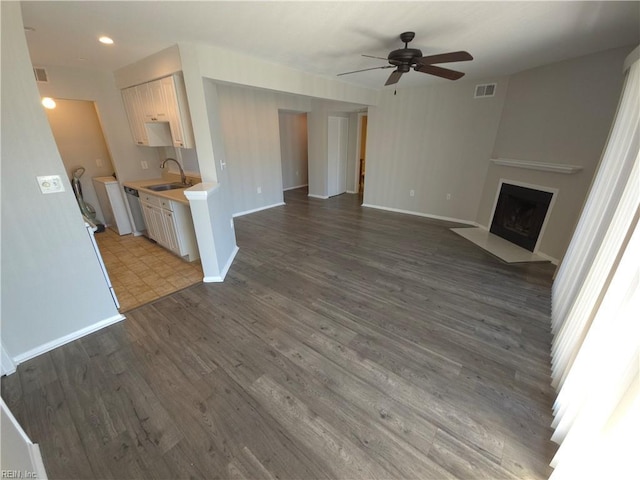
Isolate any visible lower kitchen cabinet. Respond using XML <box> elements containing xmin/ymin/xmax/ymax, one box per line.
<box><xmin>140</xmin><ymin>192</ymin><xmax>199</xmax><ymax>261</ymax></box>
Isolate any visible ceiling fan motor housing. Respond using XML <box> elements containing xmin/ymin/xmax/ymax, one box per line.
<box><xmin>388</xmin><ymin>48</ymin><xmax>423</xmax><ymax>66</ymax></box>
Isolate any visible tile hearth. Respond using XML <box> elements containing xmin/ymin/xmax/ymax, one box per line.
<box><xmin>451</xmin><ymin>227</ymin><xmax>549</xmax><ymax>264</ymax></box>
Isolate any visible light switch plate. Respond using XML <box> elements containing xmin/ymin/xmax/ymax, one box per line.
<box><xmin>37</xmin><ymin>175</ymin><xmax>65</xmax><ymax>194</ymax></box>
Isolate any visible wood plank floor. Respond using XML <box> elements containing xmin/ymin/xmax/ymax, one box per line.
<box><xmin>2</xmin><ymin>188</ymin><xmax>558</xmax><ymax>479</ymax></box>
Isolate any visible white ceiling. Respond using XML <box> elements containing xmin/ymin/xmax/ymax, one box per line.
<box><xmin>21</xmin><ymin>1</ymin><xmax>640</xmax><ymax>89</ymax></box>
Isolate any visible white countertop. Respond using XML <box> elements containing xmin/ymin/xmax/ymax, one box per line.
<box><xmin>123</xmin><ymin>178</ymin><xmax>192</xmax><ymax>205</ymax></box>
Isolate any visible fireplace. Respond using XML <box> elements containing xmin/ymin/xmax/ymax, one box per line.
<box><xmin>490</xmin><ymin>183</ymin><xmax>553</xmax><ymax>251</ymax></box>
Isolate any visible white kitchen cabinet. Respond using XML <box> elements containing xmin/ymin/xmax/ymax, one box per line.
<box><xmin>121</xmin><ymin>74</ymin><xmax>195</xmax><ymax>149</ymax></box>
<box><xmin>140</xmin><ymin>192</ymin><xmax>199</xmax><ymax>261</ymax></box>
<box><xmin>121</xmin><ymin>86</ymin><xmax>148</xmax><ymax>145</ymax></box>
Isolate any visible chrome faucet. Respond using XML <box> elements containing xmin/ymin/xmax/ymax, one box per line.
<box><xmin>161</xmin><ymin>158</ymin><xmax>188</xmax><ymax>185</ymax></box>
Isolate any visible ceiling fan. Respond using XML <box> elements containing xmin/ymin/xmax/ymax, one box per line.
<box><xmin>337</xmin><ymin>32</ymin><xmax>473</xmax><ymax>86</ymax></box>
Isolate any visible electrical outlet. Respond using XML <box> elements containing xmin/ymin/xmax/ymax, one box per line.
<box><xmin>141</xmin><ymin>161</ymin><xmax>149</xmax><ymax>170</ymax></box>
<box><xmin>37</xmin><ymin>175</ymin><xmax>65</xmax><ymax>194</ymax></box>
<box><xmin>257</xmin><ymin>187</ymin><xmax>262</xmax><ymax>194</ymax></box>
<box><xmin>296</xmin><ymin>170</ymin><xmax>299</xmax><ymax>177</ymax></box>
<box><xmin>446</xmin><ymin>193</ymin><xmax>451</xmax><ymax>200</ymax></box>
<box><xmin>96</xmin><ymin>158</ymin><xmax>103</xmax><ymax>167</ymax></box>
<box><xmin>409</xmin><ymin>189</ymin><xmax>415</xmax><ymax>197</ymax></box>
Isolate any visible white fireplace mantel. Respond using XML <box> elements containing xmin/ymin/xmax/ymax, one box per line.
<box><xmin>490</xmin><ymin>158</ymin><xmax>583</xmax><ymax>174</ymax></box>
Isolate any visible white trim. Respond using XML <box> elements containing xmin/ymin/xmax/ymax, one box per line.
<box><xmin>233</xmin><ymin>202</ymin><xmax>285</xmax><ymax>218</ymax></box>
<box><xmin>490</xmin><ymin>157</ymin><xmax>583</xmax><ymax>174</ymax></box>
<box><xmin>1</xmin><ymin>343</ymin><xmax>16</xmax><ymax>376</ymax></box>
<box><xmin>308</xmin><ymin>194</ymin><xmax>329</xmax><ymax>199</ymax></box>
<box><xmin>283</xmin><ymin>184</ymin><xmax>308</xmax><ymax>192</ymax></box>
<box><xmin>11</xmin><ymin>314</ymin><xmax>125</xmax><ymax>366</ymax></box>
<box><xmin>489</xmin><ymin>178</ymin><xmax>558</xmax><ymax>254</ymax></box>
<box><xmin>346</xmin><ymin>190</ymin><xmax>358</xmax><ymax>194</ymax></box>
<box><xmin>203</xmin><ymin>245</ymin><xmax>239</xmax><ymax>283</ymax></box>
<box><xmin>362</xmin><ymin>203</ymin><xmax>476</xmax><ymax>226</ymax></box>
<box><xmin>1</xmin><ymin>398</ymin><xmax>49</xmax><ymax>479</ymax></box>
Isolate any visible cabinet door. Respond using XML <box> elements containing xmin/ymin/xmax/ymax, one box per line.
<box><xmin>122</xmin><ymin>87</ymin><xmax>148</xmax><ymax>145</ymax></box>
<box><xmin>141</xmin><ymin>201</ymin><xmax>161</xmax><ymax>241</ymax></box>
<box><xmin>160</xmin><ymin>76</ymin><xmax>186</xmax><ymax>148</ymax></box>
<box><xmin>147</xmin><ymin>80</ymin><xmax>169</xmax><ymax>122</ymax></box>
<box><xmin>160</xmin><ymin>209</ymin><xmax>180</xmax><ymax>254</ymax></box>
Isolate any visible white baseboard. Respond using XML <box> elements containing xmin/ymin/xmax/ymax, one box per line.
<box><xmin>1</xmin><ymin>344</ymin><xmax>16</xmax><ymax>376</ymax></box>
<box><xmin>308</xmin><ymin>194</ymin><xmax>329</xmax><ymax>199</ymax></box>
<box><xmin>11</xmin><ymin>313</ymin><xmax>125</xmax><ymax>366</ymax></box>
<box><xmin>283</xmin><ymin>184</ymin><xmax>308</xmax><ymax>191</ymax></box>
<box><xmin>346</xmin><ymin>190</ymin><xmax>359</xmax><ymax>194</ymax></box>
<box><xmin>233</xmin><ymin>202</ymin><xmax>285</xmax><ymax>218</ymax></box>
<box><xmin>203</xmin><ymin>245</ymin><xmax>240</xmax><ymax>283</ymax></box>
<box><xmin>361</xmin><ymin>204</ymin><xmax>477</xmax><ymax>226</ymax></box>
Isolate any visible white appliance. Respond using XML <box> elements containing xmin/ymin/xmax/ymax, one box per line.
<box><xmin>84</xmin><ymin>215</ymin><xmax>119</xmax><ymax>309</ymax></box>
<box><xmin>92</xmin><ymin>176</ymin><xmax>132</xmax><ymax>235</ymax></box>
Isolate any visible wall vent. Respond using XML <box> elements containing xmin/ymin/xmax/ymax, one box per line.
<box><xmin>33</xmin><ymin>67</ymin><xmax>49</xmax><ymax>83</ymax></box>
<box><xmin>474</xmin><ymin>83</ymin><xmax>496</xmax><ymax>98</ymax></box>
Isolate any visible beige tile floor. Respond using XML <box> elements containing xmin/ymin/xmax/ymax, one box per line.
<box><xmin>95</xmin><ymin>228</ymin><xmax>203</xmax><ymax>312</ymax></box>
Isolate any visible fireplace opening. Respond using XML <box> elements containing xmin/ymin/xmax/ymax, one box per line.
<box><xmin>490</xmin><ymin>183</ymin><xmax>553</xmax><ymax>251</ymax></box>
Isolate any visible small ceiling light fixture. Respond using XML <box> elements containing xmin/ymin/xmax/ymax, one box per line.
<box><xmin>41</xmin><ymin>97</ymin><xmax>56</xmax><ymax>109</ymax></box>
<box><xmin>24</xmin><ymin>26</ymin><xmax>36</xmax><ymax>32</ymax></box>
<box><xmin>98</xmin><ymin>36</ymin><xmax>114</xmax><ymax>45</ymax></box>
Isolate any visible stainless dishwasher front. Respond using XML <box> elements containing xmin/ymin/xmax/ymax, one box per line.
<box><xmin>123</xmin><ymin>186</ymin><xmax>147</xmax><ymax>236</ymax></box>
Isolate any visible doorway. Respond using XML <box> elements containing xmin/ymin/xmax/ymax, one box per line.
<box><xmin>327</xmin><ymin>115</ymin><xmax>349</xmax><ymax>197</ymax></box>
<box><xmin>357</xmin><ymin>114</ymin><xmax>368</xmax><ymax>195</ymax></box>
<box><xmin>44</xmin><ymin>98</ymin><xmax>203</xmax><ymax>312</ymax></box>
<box><xmin>278</xmin><ymin>111</ymin><xmax>309</xmax><ymax>193</ymax></box>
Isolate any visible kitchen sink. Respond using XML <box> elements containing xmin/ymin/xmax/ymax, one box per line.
<box><xmin>146</xmin><ymin>182</ymin><xmax>189</xmax><ymax>192</ymax></box>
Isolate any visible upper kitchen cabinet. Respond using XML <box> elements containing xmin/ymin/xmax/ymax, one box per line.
<box><xmin>121</xmin><ymin>74</ymin><xmax>195</xmax><ymax>149</ymax></box>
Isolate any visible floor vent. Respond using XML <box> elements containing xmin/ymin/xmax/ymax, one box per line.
<box><xmin>33</xmin><ymin>67</ymin><xmax>49</xmax><ymax>83</ymax></box>
<box><xmin>474</xmin><ymin>83</ymin><xmax>496</xmax><ymax>98</ymax></box>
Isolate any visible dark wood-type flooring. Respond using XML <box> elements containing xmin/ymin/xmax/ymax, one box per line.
<box><xmin>2</xmin><ymin>188</ymin><xmax>558</xmax><ymax>479</ymax></box>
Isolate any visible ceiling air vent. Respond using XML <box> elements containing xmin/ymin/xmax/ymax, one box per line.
<box><xmin>33</xmin><ymin>67</ymin><xmax>49</xmax><ymax>83</ymax></box>
<box><xmin>474</xmin><ymin>83</ymin><xmax>496</xmax><ymax>98</ymax></box>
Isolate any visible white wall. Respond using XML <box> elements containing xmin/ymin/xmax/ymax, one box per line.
<box><xmin>37</xmin><ymin>65</ymin><xmax>163</xmax><ymax>183</ymax></box>
<box><xmin>1</xmin><ymin>399</ymin><xmax>47</xmax><ymax>479</ymax></box>
<box><xmin>189</xmin><ymin>42</ymin><xmax>378</xmax><ymax>106</ymax></box>
<box><xmin>216</xmin><ymin>84</ymin><xmax>287</xmax><ymax>214</ymax></box>
<box><xmin>477</xmin><ymin>46</ymin><xmax>632</xmax><ymax>261</ymax></box>
<box><xmin>279</xmin><ymin>112</ymin><xmax>308</xmax><ymax>190</ymax></box>
<box><xmin>1</xmin><ymin>2</ymin><xmax>121</xmax><ymax>362</ymax></box>
<box><xmin>364</xmin><ymin>76</ymin><xmax>509</xmax><ymax>222</ymax></box>
<box><xmin>45</xmin><ymin>98</ymin><xmax>116</xmax><ymax>224</ymax></box>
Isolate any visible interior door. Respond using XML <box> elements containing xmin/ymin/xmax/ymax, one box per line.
<box><xmin>327</xmin><ymin>116</ymin><xmax>348</xmax><ymax>197</ymax></box>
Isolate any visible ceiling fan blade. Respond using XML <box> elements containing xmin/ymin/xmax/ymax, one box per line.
<box><xmin>337</xmin><ymin>65</ymin><xmax>394</xmax><ymax>76</ymax></box>
<box><xmin>415</xmin><ymin>64</ymin><xmax>465</xmax><ymax>80</ymax></box>
<box><xmin>417</xmin><ymin>51</ymin><xmax>473</xmax><ymax>65</ymax></box>
<box><xmin>385</xmin><ymin>70</ymin><xmax>403</xmax><ymax>86</ymax></box>
<box><xmin>362</xmin><ymin>54</ymin><xmax>389</xmax><ymax>61</ymax></box>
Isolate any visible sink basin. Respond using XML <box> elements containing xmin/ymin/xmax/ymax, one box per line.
<box><xmin>146</xmin><ymin>182</ymin><xmax>189</xmax><ymax>192</ymax></box>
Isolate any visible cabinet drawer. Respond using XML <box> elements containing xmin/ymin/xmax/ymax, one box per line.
<box><xmin>140</xmin><ymin>192</ymin><xmax>162</xmax><ymax>206</ymax></box>
<box><xmin>160</xmin><ymin>198</ymin><xmax>173</xmax><ymax>211</ymax></box>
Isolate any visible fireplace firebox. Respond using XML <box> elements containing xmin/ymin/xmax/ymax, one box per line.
<box><xmin>490</xmin><ymin>183</ymin><xmax>553</xmax><ymax>252</ymax></box>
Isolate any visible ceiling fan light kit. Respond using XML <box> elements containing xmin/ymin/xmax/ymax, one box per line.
<box><xmin>338</xmin><ymin>31</ymin><xmax>473</xmax><ymax>86</ymax></box>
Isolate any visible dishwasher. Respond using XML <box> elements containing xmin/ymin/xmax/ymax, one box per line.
<box><xmin>123</xmin><ymin>186</ymin><xmax>147</xmax><ymax>236</ymax></box>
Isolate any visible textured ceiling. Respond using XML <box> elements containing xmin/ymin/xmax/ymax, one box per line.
<box><xmin>21</xmin><ymin>1</ymin><xmax>640</xmax><ymax>89</ymax></box>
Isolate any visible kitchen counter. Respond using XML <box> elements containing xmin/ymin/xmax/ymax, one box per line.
<box><xmin>123</xmin><ymin>178</ymin><xmax>192</xmax><ymax>205</ymax></box>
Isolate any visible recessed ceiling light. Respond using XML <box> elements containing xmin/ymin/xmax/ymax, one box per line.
<box><xmin>24</xmin><ymin>26</ymin><xmax>36</xmax><ymax>32</ymax></box>
<box><xmin>98</xmin><ymin>36</ymin><xmax>114</xmax><ymax>45</ymax></box>
<box><xmin>41</xmin><ymin>97</ymin><xmax>56</xmax><ymax>109</ymax></box>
